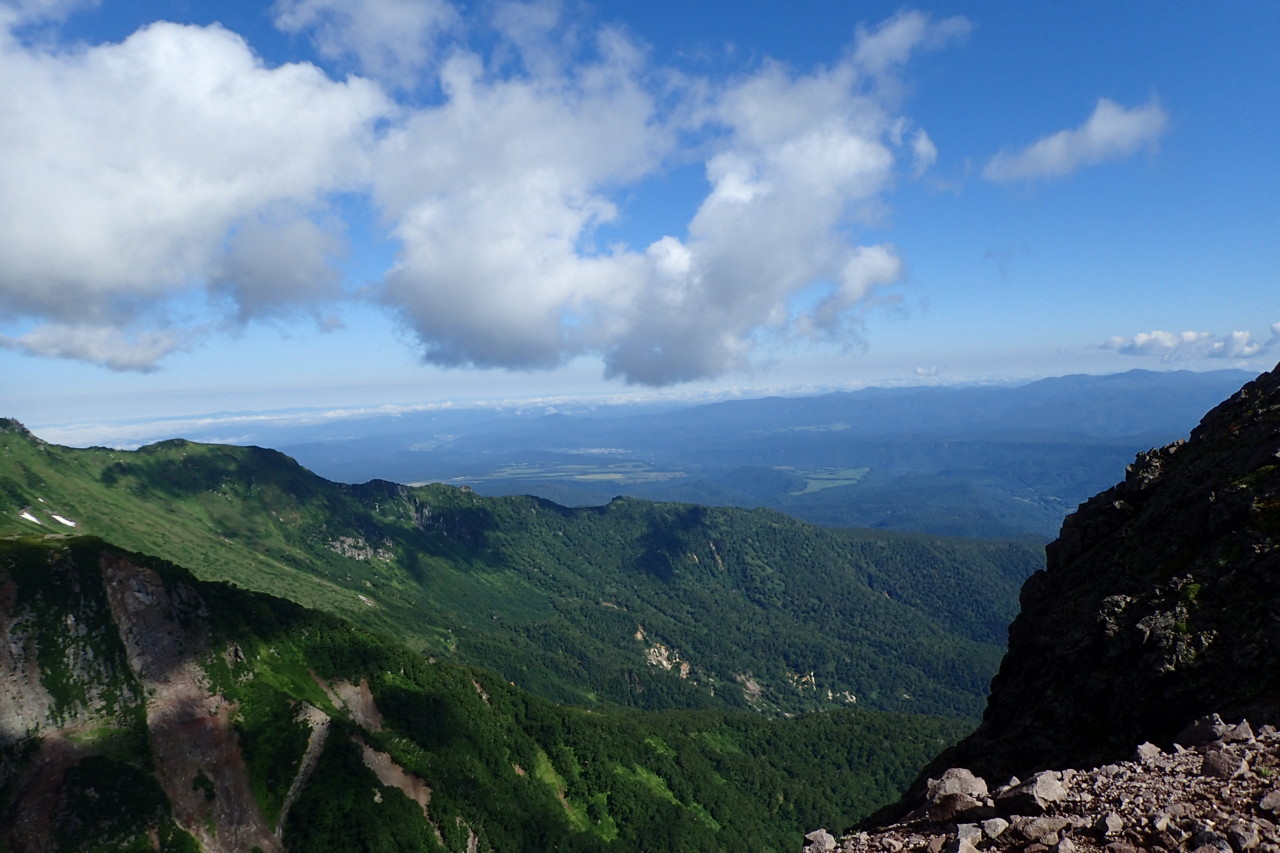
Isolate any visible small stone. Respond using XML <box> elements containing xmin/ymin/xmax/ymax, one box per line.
<box><xmin>1056</xmin><ymin>838</ymin><xmax>1076</xmax><ymax>853</ymax></box>
<box><xmin>1259</xmin><ymin>788</ymin><xmax>1280</xmax><ymax>814</ymax></box>
<box><xmin>943</xmin><ymin>839</ymin><xmax>979</xmax><ymax>853</ymax></box>
<box><xmin>1189</xmin><ymin>826</ymin><xmax>1231</xmax><ymax>852</ymax></box>
<box><xmin>956</xmin><ymin>823</ymin><xmax>982</xmax><ymax>845</ymax></box>
<box><xmin>981</xmin><ymin>818</ymin><xmax>1010</xmax><ymax>839</ymax></box>
<box><xmin>1177</xmin><ymin>713</ymin><xmax>1231</xmax><ymax>747</ymax></box>
<box><xmin>1201</xmin><ymin>749</ymin><xmax>1249</xmax><ymax>779</ymax></box>
<box><xmin>927</xmin><ymin>768</ymin><xmax>989</xmax><ymax>802</ymax></box>
<box><xmin>1229</xmin><ymin>820</ymin><xmax>1261</xmax><ymax>850</ymax></box>
<box><xmin>1013</xmin><ymin>816</ymin><xmax>1071</xmax><ymax>846</ymax></box>
<box><xmin>1104</xmin><ymin>844</ymin><xmax>1137</xmax><ymax>853</ymax></box>
<box><xmin>1226</xmin><ymin>720</ymin><xmax>1257</xmax><ymax>743</ymax></box>
<box><xmin>997</xmin><ymin>770</ymin><xmax>1068</xmax><ymax>815</ymax></box>
<box><xmin>804</xmin><ymin>828</ymin><xmax>836</xmax><ymax>853</ymax></box>
<box><xmin>927</xmin><ymin>792</ymin><xmax>991</xmax><ymax>822</ymax></box>
<box><xmin>1136</xmin><ymin>741</ymin><xmax>1164</xmax><ymax>764</ymax></box>
<box><xmin>1095</xmin><ymin>812</ymin><xmax>1124</xmax><ymax>836</ymax></box>
<box><xmin>925</xmin><ymin>836</ymin><xmax>945</xmax><ymax>853</ymax></box>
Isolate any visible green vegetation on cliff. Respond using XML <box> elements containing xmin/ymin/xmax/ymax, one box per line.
<box><xmin>0</xmin><ymin>537</ymin><xmax>967</xmax><ymax>852</ymax></box>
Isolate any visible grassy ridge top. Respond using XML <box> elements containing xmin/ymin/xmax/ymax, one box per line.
<box><xmin>0</xmin><ymin>421</ymin><xmax>1041</xmax><ymax>719</ymax></box>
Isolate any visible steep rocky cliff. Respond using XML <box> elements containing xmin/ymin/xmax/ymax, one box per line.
<box><xmin>798</xmin><ymin>364</ymin><xmax>1280</xmax><ymax>852</ymax></box>
<box><xmin>830</xmin><ymin>362</ymin><xmax>1280</xmax><ymax>850</ymax></box>
<box><xmin>932</xmin><ymin>361</ymin><xmax>1280</xmax><ymax>783</ymax></box>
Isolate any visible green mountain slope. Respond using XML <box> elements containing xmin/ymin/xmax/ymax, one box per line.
<box><xmin>0</xmin><ymin>419</ymin><xmax>1042</xmax><ymax>719</ymax></box>
<box><xmin>0</xmin><ymin>537</ymin><xmax>967</xmax><ymax>852</ymax></box>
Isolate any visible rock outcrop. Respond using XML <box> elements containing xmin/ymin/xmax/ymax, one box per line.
<box><xmin>940</xmin><ymin>361</ymin><xmax>1280</xmax><ymax>784</ymax></box>
<box><xmin>822</xmin><ymin>362</ymin><xmax>1280</xmax><ymax>847</ymax></box>
<box><xmin>808</xmin><ymin>715</ymin><xmax>1280</xmax><ymax>853</ymax></box>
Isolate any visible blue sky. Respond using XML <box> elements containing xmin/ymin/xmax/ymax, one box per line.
<box><xmin>1</xmin><ymin>0</ymin><xmax>1277</xmax><ymax>444</ymax></box>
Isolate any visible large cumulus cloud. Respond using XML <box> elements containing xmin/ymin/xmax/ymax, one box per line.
<box><xmin>0</xmin><ymin>16</ymin><xmax>387</xmax><ymax>367</ymax></box>
<box><xmin>0</xmin><ymin>0</ymin><xmax>967</xmax><ymax>385</ymax></box>
<box><xmin>374</xmin><ymin>6</ymin><xmax>965</xmax><ymax>385</ymax></box>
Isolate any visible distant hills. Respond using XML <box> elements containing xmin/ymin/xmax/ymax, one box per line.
<box><xmin>273</xmin><ymin>368</ymin><xmax>1257</xmax><ymax>539</ymax></box>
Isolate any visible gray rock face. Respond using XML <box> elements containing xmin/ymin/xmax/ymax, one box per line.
<box><xmin>915</xmin><ymin>362</ymin><xmax>1280</xmax><ymax>788</ymax></box>
<box><xmin>810</xmin><ymin>363</ymin><xmax>1280</xmax><ymax>850</ymax></box>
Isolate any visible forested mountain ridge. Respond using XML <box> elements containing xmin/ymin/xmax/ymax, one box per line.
<box><xmin>0</xmin><ymin>536</ymin><xmax>967</xmax><ymax>852</ymax></box>
<box><xmin>0</xmin><ymin>419</ymin><xmax>1042</xmax><ymax>719</ymax></box>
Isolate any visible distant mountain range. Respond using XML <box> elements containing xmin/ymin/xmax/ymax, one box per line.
<box><xmin>275</xmin><ymin>368</ymin><xmax>1257</xmax><ymax>539</ymax></box>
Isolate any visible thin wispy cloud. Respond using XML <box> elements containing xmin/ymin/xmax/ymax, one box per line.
<box><xmin>271</xmin><ymin>0</ymin><xmax>461</xmax><ymax>88</ymax></box>
<box><xmin>984</xmin><ymin>97</ymin><xmax>1169</xmax><ymax>182</ymax></box>
<box><xmin>0</xmin><ymin>323</ymin><xmax>188</xmax><ymax>371</ymax></box>
<box><xmin>1101</xmin><ymin>326</ymin><xmax>1278</xmax><ymax>362</ymax></box>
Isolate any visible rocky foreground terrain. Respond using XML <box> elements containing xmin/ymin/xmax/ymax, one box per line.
<box><xmin>806</xmin><ymin>715</ymin><xmax>1280</xmax><ymax>852</ymax></box>
<box><xmin>804</xmin><ymin>361</ymin><xmax>1280</xmax><ymax>851</ymax></box>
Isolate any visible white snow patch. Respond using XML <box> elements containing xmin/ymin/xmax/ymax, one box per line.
<box><xmin>51</xmin><ymin>514</ymin><xmax>77</xmax><ymax>527</ymax></box>
<box><xmin>357</xmin><ymin>594</ymin><xmax>376</xmax><ymax>607</ymax></box>
<box><xmin>19</xmin><ymin>511</ymin><xmax>40</xmax><ymax>524</ymax></box>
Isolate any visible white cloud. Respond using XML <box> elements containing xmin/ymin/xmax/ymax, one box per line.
<box><xmin>0</xmin><ymin>323</ymin><xmax>187</xmax><ymax>371</ymax></box>
<box><xmin>852</xmin><ymin>9</ymin><xmax>971</xmax><ymax>77</ymax></box>
<box><xmin>911</xmin><ymin>129</ymin><xmax>937</xmax><ymax>177</ymax></box>
<box><xmin>1207</xmin><ymin>330</ymin><xmax>1264</xmax><ymax>359</ymax></box>
<box><xmin>373</xmin><ymin>7</ymin><xmax>972</xmax><ymax>386</ymax></box>
<box><xmin>373</xmin><ymin>31</ymin><xmax>671</xmax><ymax>372</ymax></box>
<box><xmin>0</xmin><ymin>20</ymin><xmax>388</xmax><ymax>368</ymax></box>
<box><xmin>0</xmin><ymin>0</ymin><xmax>95</xmax><ymax>27</ymax></box>
<box><xmin>212</xmin><ymin>209</ymin><xmax>346</xmax><ymax>324</ymax></box>
<box><xmin>985</xmin><ymin>97</ymin><xmax>1169</xmax><ymax>182</ymax></box>
<box><xmin>272</xmin><ymin>0</ymin><xmax>460</xmax><ymax>87</ymax></box>
<box><xmin>1101</xmin><ymin>327</ymin><xmax>1276</xmax><ymax>361</ymax></box>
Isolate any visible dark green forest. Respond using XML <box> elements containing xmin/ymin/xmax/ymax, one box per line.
<box><xmin>0</xmin><ymin>537</ymin><xmax>967</xmax><ymax>852</ymax></box>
